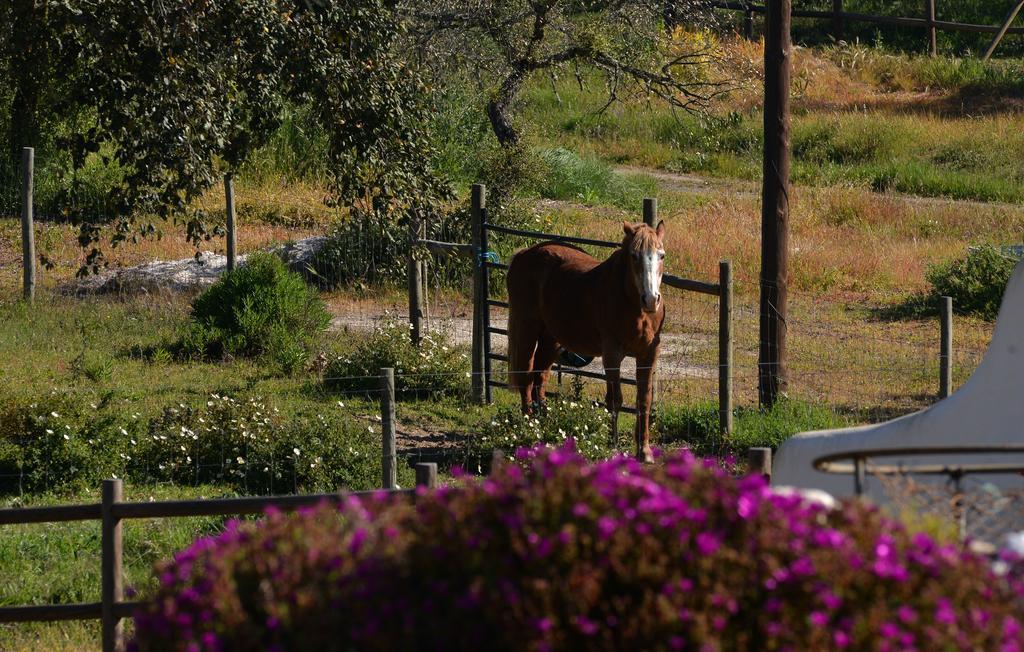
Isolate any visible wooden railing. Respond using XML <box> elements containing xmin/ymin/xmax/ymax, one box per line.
<box><xmin>713</xmin><ymin>0</ymin><xmax>1024</xmax><ymax>59</ymax></box>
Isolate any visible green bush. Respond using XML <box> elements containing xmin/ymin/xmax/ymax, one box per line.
<box><xmin>323</xmin><ymin>318</ymin><xmax>467</xmax><ymax>400</ymax></box>
<box><xmin>139</xmin><ymin>394</ymin><xmax>409</xmax><ymax>494</ymax></box>
<box><xmin>926</xmin><ymin>245</ymin><xmax>1018</xmax><ymax>320</ymax></box>
<box><xmin>0</xmin><ymin>390</ymin><xmax>407</xmax><ymax>496</ymax></box>
<box><xmin>181</xmin><ymin>252</ymin><xmax>330</xmax><ymax>370</ymax></box>
<box><xmin>0</xmin><ymin>393</ymin><xmax>140</xmax><ymax>494</ymax></box>
<box><xmin>469</xmin><ymin>397</ymin><xmax>614</xmax><ymax>468</ymax></box>
<box><xmin>536</xmin><ymin>147</ymin><xmax>658</xmax><ymax>209</ymax></box>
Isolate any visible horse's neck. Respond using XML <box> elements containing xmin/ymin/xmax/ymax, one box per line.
<box><xmin>601</xmin><ymin>249</ymin><xmax>643</xmax><ymax>314</ymax></box>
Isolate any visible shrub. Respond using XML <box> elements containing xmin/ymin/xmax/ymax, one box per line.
<box><xmin>536</xmin><ymin>147</ymin><xmax>658</xmax><ymax>210</ymax></box>
<box><xmin>137</xmin><ymin>394</ymin><xmax>408</xmax><ymax>494</ymax></box>
<box><xmin>132</xmin><ymin>446</ymin><xmax>1024</xmax><ymax>651</ymax></box>
<box><xmin>926</xmin><ymin>245</ymin><xmax>1018</xmax><ymax>320</ymax></box>
<box><xmin>181</xmin><ymin>252</ymin><xmax>330</xmax><ymax>369</ymax></box>
<box><xmin>323</xmin><ymin>318</ymin><xmax>466</xmax><ymax>400</ymax></box>
<box><xmin>469</xmin><ymin>398</ymin><xmax>614</xmax><ymax>468</ymax></box>
<box><xmin>0</xmin><ymin>392</ymin><xmax>140</xmax><ymax>494</ymax></box>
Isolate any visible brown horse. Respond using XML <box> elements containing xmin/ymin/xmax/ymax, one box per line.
<box><xmin>506</xmin><ymin>221</ymin><xmax>667</xmax><ymax>463</ymax></box>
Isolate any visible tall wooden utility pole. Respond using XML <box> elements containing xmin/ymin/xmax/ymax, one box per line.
<box><xmin>759</xmin><ymin>0</ymin><xmax>792</xmax><ymax>408</ymax></box>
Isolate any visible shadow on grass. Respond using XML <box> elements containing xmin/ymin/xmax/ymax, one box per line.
<box><xmin>869</xmin><ymin>293</ymin><xmax>938</xmax><ymax>323</ymax></box>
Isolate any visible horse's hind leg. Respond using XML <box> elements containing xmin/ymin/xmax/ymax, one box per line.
<box><xmin>509</xmin><ymin>317</ymin><xmax>540</xmax><ymax>414</ymax></box>
<box><xmin>531</xmin><ymin>332</ymin><xmax>559</xmax><ymax>409</ymax></box>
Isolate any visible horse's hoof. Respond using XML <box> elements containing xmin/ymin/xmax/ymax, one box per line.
<box><xmin>637</xmin><ymin>449</ymin><xmax>655</xmax><ymax>464</ymax></box>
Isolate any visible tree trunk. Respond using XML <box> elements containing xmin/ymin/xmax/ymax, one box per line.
<box><xmin>486</xmin><ymin>97</ymin><xmax>519</xmax><ymax>147</ymax></box>
<box><xmin>487</xmin><ymin>71</ymin><xmax>529</xmax><ymax>148</ymax></box>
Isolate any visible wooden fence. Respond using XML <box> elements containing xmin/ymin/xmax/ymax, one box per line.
<box><xmin>714</xmin><ymin>0</ymin><xmax>1024</xmax><ymax>59</ymax></box>
<box><xmin>0</xmin><ymin>368</ymin><xmax>432</xmax><ymax>652</ymax></box>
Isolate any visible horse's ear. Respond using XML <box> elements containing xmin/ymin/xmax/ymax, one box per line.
<box><xmin>622</xmin><ymin>221</ymin><xmax>635</xmax><ymax>237</ymax></box>
<box><xmin>656</xmin><ymin>220</ymin><xmax>666</xmax><ymax>239</ymax></box>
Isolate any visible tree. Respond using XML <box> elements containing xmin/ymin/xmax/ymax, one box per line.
<box><xmin>403</xmin><ymin>0</ymin><xmax>726</xmax><ymax>147</ymax></box>
<box><xmin>2</xmin><ymin>0</ymin><xmax>449</xmax><ymax>272</ymax></box>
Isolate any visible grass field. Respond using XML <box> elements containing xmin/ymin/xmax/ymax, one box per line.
<box><xmin>1</xmin><ymin>39</ymin><xmax>1022</xmax><ymax>649</ymax></box>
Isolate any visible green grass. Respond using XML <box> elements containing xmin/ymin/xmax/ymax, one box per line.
<box><xmin>519</xmin><ymin>53</ymin><xmax>1024</xmax><ymax>204</ymax></box>
<box><xmin>656</xmin><ymin>398</ymin><xmax>853</xmax><ymax>459</ymax></box>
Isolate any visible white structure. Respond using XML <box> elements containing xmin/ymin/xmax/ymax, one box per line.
<box><xmin>774</xmin><ymin>259</ymin><xmax>1024</xmax><ymax>503</ymax></box>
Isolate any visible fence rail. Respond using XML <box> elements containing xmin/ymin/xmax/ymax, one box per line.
<box><xmin>713</xmin><ymin>1</ymin><xmax>1024</xmax><ymax>57</ymax></box>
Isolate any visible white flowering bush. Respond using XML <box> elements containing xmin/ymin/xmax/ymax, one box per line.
<box><xmin>139</xmin><ymin>394</ymin><xmax>412</xmax><ymax>493</ymax></box>
<box><xmin>0</xmin><ymin>391</ymin><xmax>412</xmax><ymax>496</ymax></box>
<box><xmin>324</xmin><ymin>317</ymin><xmax>466</xmax><ymax>399</ymax></box>
<box><xmin>0</xmin><ymin>391</ymin><xmax>142</xmax><ymax>494</ymax></box>
<box><xmin>468</xmin><ymin>398</ymin><xmax>615</xmax><ymax>469</ymax></box>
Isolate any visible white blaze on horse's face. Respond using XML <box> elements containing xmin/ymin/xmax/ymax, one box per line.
<box><xmin>624</xmin><ymin>221</ymin><xmax>667</xmax><ymax>313</ymax></box>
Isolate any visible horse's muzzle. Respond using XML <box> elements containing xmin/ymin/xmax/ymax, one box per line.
<box><xmin>642</xmin><ymin>293</ymin><xmax>661</xmax><ymax>313</ymax></box>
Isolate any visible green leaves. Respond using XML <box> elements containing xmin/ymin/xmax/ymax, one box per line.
<box><xmin>4</xmin><ymin>0</ymin><xmax>450</xmax><ymax>273</ymax></box>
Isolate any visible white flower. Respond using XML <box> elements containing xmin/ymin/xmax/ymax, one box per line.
<box><xmin>46</xmin><ymin>429</ymin><xmax>54</xmax><ymax>435</ymax></box>
<box><xmin>120</xmin><ymin>428</ymin><xmax>128</xmax><ymax>436</ymax></box>
<box><xmin>237</xmin><ymin>457</ymin><xmax>245</xmax><ymax>465</ymax></box>
<box><xmin>336</xmin><ymin>401</ymin><xmax>345</xmax><ymax>408</ymax></box>
<box><xmin>293</xmin><ymin>448</ymin><xmax>301</xmax><ymax>456</ymax></box>
<box><xmin>63</xmin><ymin>434</ymin><xmax>70</xmax><ymax>440</ymax></box>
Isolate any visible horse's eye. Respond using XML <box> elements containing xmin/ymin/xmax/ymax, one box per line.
<box><xmin>659</xmin><ymin>252</ymin><xmax>666</xmax><ymax>260</ymax></box>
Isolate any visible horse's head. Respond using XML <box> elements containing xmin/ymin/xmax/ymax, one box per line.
<box><xmin>622</xmin><ymin>220</ymin><xmax>666</xmax><ymax>313</ymax></box>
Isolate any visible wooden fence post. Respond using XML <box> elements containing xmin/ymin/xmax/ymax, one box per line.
<box><xmin>415</xmin><ymin>462</ymin><xmax>437</xmax><ymax>488</ymax></box>
<box><xmin>939</xmin><ymin>296</ymin><xmax>952</xmax><ymax>399</ymax></box>
<box><xmin>744</xmin><ymin>2</ymin><xmax>755</xmax><ymax>39</ymax></box>
<box><xmin>748</xmin><ymin>447</ymin><xmax>772</xmax><ymax>480</ymax></box>
<box><xmin>926</xmin><ymin>0</ymin><xmax>937</xmax><ymax>56</ymax></box>
<box><xmin>471</xmin><ymin>184</ymin><xmax>487</xmax><ymax>405</ymax></box>
<box><xmin>380</xmin><ymin>368</ymin><xmax>397</xmax><ymax>490</ymax></box>
<box><xmin>101</xmin><ymin>478</ymin><xmax>124</xmax><ymax>652</ymax></box>
<box><xmin>224</xmin><ymin>173</ymin><xmax>236</xmax><ymax>272</ymax></box>
<box><xmin>719</xmin><ymin>261</ymin><xmax>733</xmax><ymax>438</ymax></box>
<box><xmin>408</xmin><ymin>219</ymin><xmax>424</xmax><ymax>347</ymax></box>
<box><xmin>758</xmin><ymin>0</ymin><xmax>792</xmax><ymax>409</ymax></box>
<box><xmin>832</xmin><ymin>0</ymin><xmax>844</xmax><ymax>42</ymax></box>
<box><xmin>21</xmin><ymin>147</ymin><xmax>35</xmax><ymax>303</ymax></box>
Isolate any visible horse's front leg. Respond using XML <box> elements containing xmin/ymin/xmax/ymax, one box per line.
<box><xmin>602</xmin><ymin>345</ymin><xmax>625</xmax><ymax>447</ymax></box>
<box><xmin>635</xmin><ymin>345</ymin><xmax>660</xmax><ymax>464</ymax></box>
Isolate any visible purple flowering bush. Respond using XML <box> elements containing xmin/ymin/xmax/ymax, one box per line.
<box><xmin>133</xmin><ymin>446</ymin><xmax>1024</xmax><ymax>651</ymax></box>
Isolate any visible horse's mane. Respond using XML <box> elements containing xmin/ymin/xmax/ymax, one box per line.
<box><xmin>625</xmin><ymin>225</ymin><xmax>662</xmax><ymax>253</ymax></box>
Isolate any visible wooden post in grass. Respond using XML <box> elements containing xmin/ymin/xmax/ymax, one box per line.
<box><xmin>758</xmin><ymin>0</ymin><xmax>792</xmax><ymax>410</ymax></box>
<box><xmin>719</xmin><ymin>261</ymin><xmax>734</xmax><ymax>438</ymax></box>
<box><xmin>471</xmin><ymin>184</ymin><xmax>487</xmax><ymax>405</ymax></box>
<box><xmin>926</xmin><ymin>0</ymin><xmax>938</xmax><ymax>56</ymax></box>
<box><xmin>224</xmin><ymin>173</ymin><xmax>237</xmax><ymax>272</ymax></box>
<box><xmin>415</xmin><ymin>462</ymin><xmax>437</xmax><ymax>488</ymax></box>
<box><xmin>381</xmin><ymin>368</ymin><xmax>397</xmax><ymax>490</ymax></box>
<box><xmin>748</xmin><ymin>447</ymin><xmax>772</xmax><ymax>480</ymax></box>
<box><xmin>744</xmin><ymin>3</ymin><xmax>755</xmax><ymax>40</ymax></box>
<box><xmin>939</xmin><ymin>296</ymin><xmax>953</xmax><ymax>399</ymax></box>
<box><xmin>101</xmin><ymin>478</ymin><xmax>124</xmax><ymax>652</ymax></box>
<box><xmin>21</xmin><ymin>147</ymin><xmax>35</xmax><ymax>303</ymax></box>
<box><xmin>408</xmin><ymin>219</ymin><xmax>424</xmax><ymax>347</ymax></box>
<box><xmin>832</xmin><ymin>0</ymin><xmax>844</xmax><ymax>42</ymax></box>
